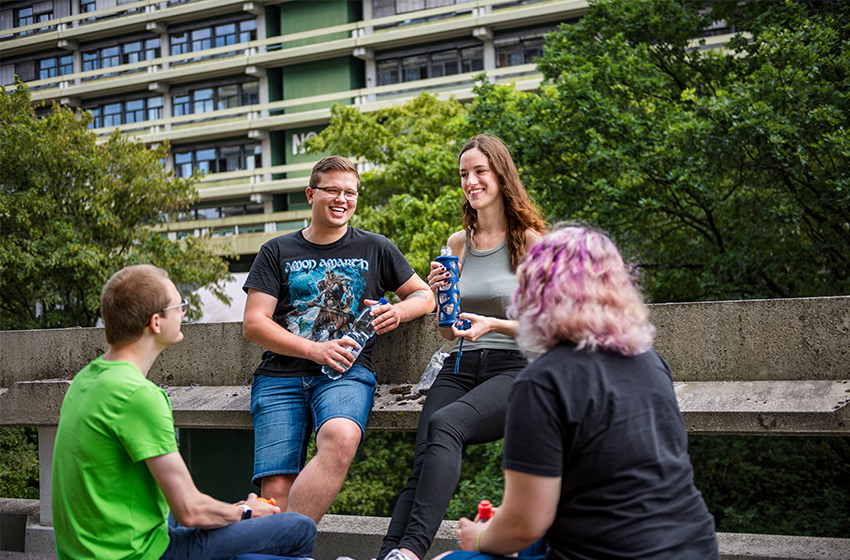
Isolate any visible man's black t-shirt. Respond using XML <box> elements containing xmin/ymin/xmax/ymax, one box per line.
<box><xmin>504</xmin><ymin>343</ymin><xmax>719</xmax><ymax>560</ymax></box>
<box><xmin>243</xmin><ymin>227</ymin><xmax>415</xmax><ymax>377</ymax></box>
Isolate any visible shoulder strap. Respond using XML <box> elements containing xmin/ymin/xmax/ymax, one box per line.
<box><xmin>458</xmin><ymin>233</ymin><xmax>471</xmax><ymax>277</ymax></box>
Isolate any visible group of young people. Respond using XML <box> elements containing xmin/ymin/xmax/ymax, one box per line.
<box><xmin>51</xmin><ymin>135</ymin><xmax>720</xmax><ymax>560</ymax></box>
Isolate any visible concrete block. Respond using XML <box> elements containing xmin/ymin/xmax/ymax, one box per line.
<box><xmin>716</xmin><ymin>531</ymin><xmax>850</xmax><ymax>559</ymax></box>
<box><xmin>0</xmin><ymin>500</ymin><xmax>37</xmax><ymax>553</ymax></box>
<box><xmin>22</xmin><ymin>522</ymin><xmax>54</xmax><ymax>556</ymax></box>
<box><xmin>650</xmin><ymin>296</ymin><xmax>850</xmax><ymax>382</ymax></box>
<box><xmin>314</xmin><ymin>515</ymin><xmax>458</xmax><ymax>560</ymax></box>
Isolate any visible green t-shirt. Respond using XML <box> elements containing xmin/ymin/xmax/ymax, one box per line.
<box><xmin>52</xmin><ymin>357</ymin><xmax>178</xmax><ymax>560</ymax></box>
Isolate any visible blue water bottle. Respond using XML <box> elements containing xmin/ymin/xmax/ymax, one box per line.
<box><xmin>435</xmin><ymin>246</ymin><xmax>460</xmax><ymax>328</ymax></box>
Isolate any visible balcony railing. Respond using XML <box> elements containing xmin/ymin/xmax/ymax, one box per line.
<box><xmin>1</xmin><ymin>0</ymin><xmax>579</xmax><ymax>46</ymax></box>
<box><xmin>84</xmin><ymin>63</ymin><xmax>542</xmax><ymax>142</ymax></box>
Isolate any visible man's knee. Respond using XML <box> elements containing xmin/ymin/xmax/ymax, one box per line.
<box><xmin>261</xmin><ymin>474</ymin><xmax>297</xmax><ymax>501</ymax></box>
<box><xmin>316</xmin><ymin>418</ymin><xmax>362</xmax><ymax>463</ymax></box>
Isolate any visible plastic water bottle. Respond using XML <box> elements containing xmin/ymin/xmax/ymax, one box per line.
<box><xmin>416</xmin><ymin>344</ymin><xmax>451</xmax><ymax>394</ymax></box>
<box><xmin>435</xmin><ymin>246</ymin><xmax>460</xmax><ymax>327</ymax></box>
<box><xmin>322</xmin><ymin>297</ymin><xmax>388</xmax><ymax>380</ymax></box>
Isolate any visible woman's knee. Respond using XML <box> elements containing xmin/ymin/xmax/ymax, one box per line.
<box><xmin>426</xmin><ymin>407</ymin><xmax>467</xmax><ymax>446</ymax></box>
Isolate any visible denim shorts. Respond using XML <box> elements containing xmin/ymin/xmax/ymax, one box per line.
<box><xmin>250</xmin><ymin>365</ymin><xmax>377</xmax><ymax>485</ymax></box>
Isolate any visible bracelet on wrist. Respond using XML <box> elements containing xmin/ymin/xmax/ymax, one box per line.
<box><xmin>476</xmin><ymin>528</ymin><xmax>486</xmax><ymax>553</ymax></box>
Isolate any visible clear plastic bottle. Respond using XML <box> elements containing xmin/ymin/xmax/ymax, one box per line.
<box><xmin>416</xmin><ymin>343</ymin><xmax>452</xmax><ymax>394</ymax></box>
<box><xmin>322</xmin><ymin>297</ymin><xmax>388</xmax><ymax>380</ymax></box>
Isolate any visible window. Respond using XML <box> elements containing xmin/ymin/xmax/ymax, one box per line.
<box><xmin>82</xmin><ymin>38</ymin><xmax>161</xmax><ymax>77</ymax></box>
<box><xmin>377</xmin><ymin>60</ymin><xmax>399</xmax><ymax>85</ymax></box>
<box><xmin>173</xmin><ymin>143</ymin><xmax>262</xmax><ymax>177</ymax></box>
<box><xmin>122</xmin><ymin>39</ymin><xmax>161</xmax><ymax>64</ymax></box>
<box><xmin>176</xmin><ymin>199</ymin><xmax>265</xmax><ymax>222</ymax></box>
<box><xmin>373</xmin><ymin>0</ymin><xmax>473</xmax><ymax>18</ymax></box>
<box><xmin>15</xmin><ymin>4</ymin><xmax>54</xmax><ymax>35</ymax></box>
<box><xmin>377</xmin><ymin>46</ymin><xmax>483</xmax><ymax>86</ymax></box>
<box><xmin>80</xmin><ymin>0</ymin><xmax>96</xmax><ymax>13</ymax></box>
<box><xmin>87</xmin><ymin>96</ymin><xmax>164</xmax><ymax>129</ymax></box>
<box><xmin>402</xmin><ymin>54</ymin><xmax>427</xmax><ymax>82</ymax></box>
<box><xmin>172</xmin><ymin>81</ymin><xmax>259</xmax><ymax>117</ymax></box>
<box><xmin>170</xmin><ymin>20</ymin><xmax>257</xmax><ymax>62</ymax></box>
<box><xmin>38</xmin><ymin>55</ymin><xmax>74</xmax><ymax>80</ymax></box>
<box><xmin>496</xmin><ymin>37</ymin><xmax>544</xmax><ymax>68</ymax></box>
<box><xmin>461</xmin><ymin>46</ymin><xmax>484</xmax><ymax>72</ymax></box>
<box><xmin>16</xmin><ymin>7</ymin><xmax>34</xmax><ymax>29</ymax></box>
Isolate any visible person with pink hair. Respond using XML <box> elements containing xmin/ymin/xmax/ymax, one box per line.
<box><xmin>445</xmin><ymin>226</ymin><xmax>720</xmax><ymax>560</ymax></box>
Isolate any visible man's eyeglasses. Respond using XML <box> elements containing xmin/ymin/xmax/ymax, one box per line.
<box><xmin>312</xmin><ymin>186</ymin><xmax>359</xmax><ymax>200</ymax></box>
<box><xmin>160</xmin><ymin>298</ymin><xmax>188</xmax><ymax>315</ymax></box>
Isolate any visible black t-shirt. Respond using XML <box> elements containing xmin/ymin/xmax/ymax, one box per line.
<box><xmin>504</xmin><ymin>343</ymin><xmax>719</xmax><ymax>560</ymax></box>
<box><xmin>243</xmin><ymin>227</ymin><xmax>415</xmax><ymax>377</ymax></box>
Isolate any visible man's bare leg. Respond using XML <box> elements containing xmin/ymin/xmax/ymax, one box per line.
<box><xmin>285</xmin><ymin>417</ymin><xmax>362</xmax><ymax>523</ymax></box>
<box><xmin>260</xmin><ymin>473</ymin><xmax>296</xmax><ymax>511</ymax></box>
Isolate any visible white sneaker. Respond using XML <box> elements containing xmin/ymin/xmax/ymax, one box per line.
<box><xmin>384</xmin><ymin>549</ymin><xmax>414</xmax><ymax>560</ymax></box>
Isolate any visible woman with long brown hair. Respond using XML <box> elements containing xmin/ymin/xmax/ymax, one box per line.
<box><xmin>378</xmin><ymin>135</ymin><xmax>546</xmax><ymax>560</ymax></box>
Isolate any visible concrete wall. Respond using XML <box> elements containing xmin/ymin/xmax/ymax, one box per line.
<box><xmin>3</xmin><ymin>296</ymin><xmax>849</xmax><ymax>389</ymax></box>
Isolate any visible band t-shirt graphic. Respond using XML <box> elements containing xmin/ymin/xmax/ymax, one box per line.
<box><xmin>243</xmin><ymin>227</ymin><xmax>414</xmax><ymax>377</ymax></box>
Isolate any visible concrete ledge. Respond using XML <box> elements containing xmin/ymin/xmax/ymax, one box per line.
<box><xmin>715</xmin><ymin>532</ymin><xmax>850</xmax><ymax>560</ymax></box>
<box><xmin>675</xmin><ymin>380</ymin><xmax>850</xmax><ymax>435</ymax></box>
<box><xmin>4</xmin><ymin>503</ymin><xmax>850</xmax><ymax>560</ymax></box>
<box><xmin>3</xmin><ymin>379</ymin><xmax>848</xmax><ymax>435</ymax></box>
<box><xmin>315</xmin><ymin>514</ymin><xmax>457</xmax><ymax>560</ymax></box>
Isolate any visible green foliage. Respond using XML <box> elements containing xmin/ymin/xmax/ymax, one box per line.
<box><xmin>690</xmin><ymin>435</ymin><xmax>850</xmax><ymax>538</ymax></box>
<box><xmin>446</xmin><ymin>440</ymin><xmax>505</xmax><ymax>520</ymax></box>
<box><xmin>322</xmin><ymin>432</ymin><xmax>505</xmax><ymax>520</ymax></box>
<box><xmin>468</xmin><ymin>0</ymin><xmax>850</xmax><ymax>302</ymax></box>
<box><xmin>0</xmin><ymin>80</ymin><xmax>233</xmax><ymax>329</ymax></box>
<box><xmin>325</xmin><ymin>431</ymin><xmax>416</xmax><ymax>517</ymax></box>
<box><xmin>324</xmin><ymin>431</ymin><xmax>850</xmax><ymax>538</ymax></box>
<box><xmin>0</xmin><ymin>427</ymin><xmax>39</xmax><ymax>499</ymax></box>
<box><xmin>303</xmin><ymin>93</ymin><xmax>472</xmax><ymax>279</ymax></box>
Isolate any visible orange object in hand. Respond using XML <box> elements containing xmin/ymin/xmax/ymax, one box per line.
<box><xmin>257</xmin><ymin>497</ymin><xmax>277</xmax><ymax>506</ymax></box>
<box><xmin>477</xmin><ymin>499</ymin><xmax>493</xmax><ymax>521</ymax></box>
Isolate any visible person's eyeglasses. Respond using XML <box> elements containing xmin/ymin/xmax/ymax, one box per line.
<box><xmin>312</xmin><ymin>186</ymin><xmax>359</xmax><ymax>200</ymax></box>
<box><xmin>160</xmin><ymin>298</ymin><xmax>188</xmax><ymax>315</ymax></box>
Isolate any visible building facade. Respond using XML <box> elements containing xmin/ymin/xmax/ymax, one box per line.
<box><xmin>1</xmin><ymin>0</ymin><xmax>592</xmax><ymax>270</ymax></box>
<box><xmin>1</xmin><ymin>0</ymin><xmax>735</xmax><ymax>271</ymax></box>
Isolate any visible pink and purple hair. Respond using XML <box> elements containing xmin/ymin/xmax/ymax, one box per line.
<box><xmin>508</xmin><ymin>226</ymin><xmax>655</xmax><ymax>356</ymax></box>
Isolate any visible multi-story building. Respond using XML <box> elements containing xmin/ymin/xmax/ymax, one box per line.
<box><xmin>0</xmin><ymin>0</ymin><xmax>741</xmax><ymax>498</ymax></box>
<box><xmin>1</xmin><ymin>0</ymin><xmax>735</xmax><ymax>272</ymax></box>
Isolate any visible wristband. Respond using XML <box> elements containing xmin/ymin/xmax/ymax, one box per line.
<box><xmin>239</xmin><ymin>504</ymin><xmax>252</xmax><ymax>520</ymax></box>
<box><xmin>476</xmin><ymin>528</ymin><xmax>485</xmax><ymax>553</ymax></box>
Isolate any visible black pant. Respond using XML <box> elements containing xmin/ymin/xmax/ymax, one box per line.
<box><xmin>380</xmin><ymin>348</ymin><xmax>529</xmax><ymax>560</ymax></box>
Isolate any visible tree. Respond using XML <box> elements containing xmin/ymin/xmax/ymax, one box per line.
<box><xmin>468</xmin><ymin>0</ymin><xmax>850</xmax><ymax>302</ymax></box>
<box><xmin>0</xmin><ymin>80</ymin><xmax>232</xmax><ymax>330</ymax></box>
<box><xmin>304</xmin><ymin>93</ymin><xmax>471</xmax><ymax>279</ymax></box>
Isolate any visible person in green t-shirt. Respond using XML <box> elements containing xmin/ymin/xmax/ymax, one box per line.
<box><xmin>52</xmin><ymin>264</ymin><xmax>317</xmax><ymax>560</ymax></box>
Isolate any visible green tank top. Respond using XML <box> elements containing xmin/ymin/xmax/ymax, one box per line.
<box><xmin>454</xmin><ymin>237</ymin><xmax>520</xmax><ymax>352</ymax></box>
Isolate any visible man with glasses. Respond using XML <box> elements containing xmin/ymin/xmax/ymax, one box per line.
<box><xmin>52</xmin><ymin>264</ymin><xmax>317</xmax><ymax>560</ymax></box>
<box><xmin>243</xmin><ymin>156</ymin><xmax>434</xmax><ymax>522</ymax></box>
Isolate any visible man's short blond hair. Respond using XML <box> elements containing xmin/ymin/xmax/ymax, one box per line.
<box><xmin>101</xmin><ymin>265</ymin><xmax>171</xmax><ymax>345</ymax></box>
